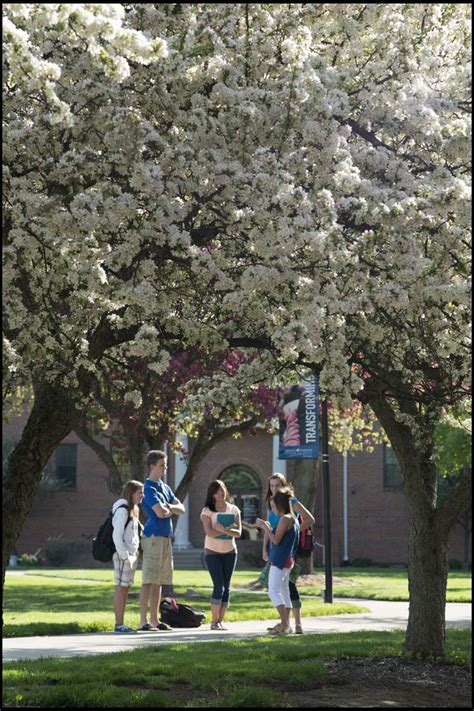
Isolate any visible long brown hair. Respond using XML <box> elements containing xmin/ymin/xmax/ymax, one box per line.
<box><xmin>122</xmin><ymin>480</ymin><xmax>143</xmax><ymax>517</ymax></box>
<box><xmin>264</xmin><ymin>473</ymin><xmax>294</xmax><ymax>506</ymax></box>
<box><xmin>204</xmin><ymin>480</ymin><xmax>230</xmax><ymax>512</ymax></box>
<box><xmin>271</xmin><ymin>489</ymin><xmax>294</xmax><ymax>518</ymax></box>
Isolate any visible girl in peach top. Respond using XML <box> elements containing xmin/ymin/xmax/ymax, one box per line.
<box><xmin>200</xmin><ymin>480</ymin><xmax>241</xmax><ymax>630</ymax></box>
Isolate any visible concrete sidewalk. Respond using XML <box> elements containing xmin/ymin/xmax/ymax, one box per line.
<box><xmin>3</xmin><ymin>599</ymin><xmax>471</xmax><ymax>663</ymax></box>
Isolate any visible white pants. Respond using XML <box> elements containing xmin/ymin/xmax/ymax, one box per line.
<box><xmin>268</xmin><ymin>564</ymin><xmax>293</xmax><ymax>608</ymax></box>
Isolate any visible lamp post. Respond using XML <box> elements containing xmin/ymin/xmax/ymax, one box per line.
<box><xmin>321</xmin><ymin>398</ymin><xmax>333</xmax><ymax>603</ymax></box>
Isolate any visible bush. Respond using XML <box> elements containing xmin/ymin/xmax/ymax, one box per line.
<box><xmin>17</xmin><ymin>553</ymin><xmax>42</xmax><ymax>567</ymax></box>
<box><xmin>449</xmin><ymin>559</ymin><xmax>463</xmax><ymax>570</ymax></box>
<box><xmin>42</xmin><ymin>539</ymin><xmax>111</xmax><ymax>567</ymax></box>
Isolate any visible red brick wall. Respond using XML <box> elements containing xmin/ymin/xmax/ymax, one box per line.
<box><xmin>3</xmin><ymin>410</ymin><xmax>469</xmax><ymax>566</ymax></box>
<box><xmin>4</xmin><ymin>408</ymin><xmax>121</xmax><ymax>555</ymax></box>
<box><xmin>187</xmin><ymin>431</ymin><xmax>271</xmax><ymax>549</ymax></box>
<box><xmin>312</xmin><ymin>447</ymin><xmax>468</xmax><ymax>566</ymax></box>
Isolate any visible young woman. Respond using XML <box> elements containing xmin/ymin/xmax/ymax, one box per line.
<box><xmin>256</xmin><ymin>489</ymin><xmax>299</xmax><ymax>636</ymax></box>
<box><xmin>261</xmin><ymin>473</ymin><xmax>315</xmax><ymax>634</ymax></box>
<box><xmin>200</xmin><ymin>480</ymin><xmax>241</xmax><ymax>630</ymax></box>
<box><xmin>112</xmin><ymin>479</ymin><xmax>143</xmax><ymax>633</ymax></box>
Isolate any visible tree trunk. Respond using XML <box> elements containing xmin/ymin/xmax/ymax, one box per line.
<box><xmin>74</xmin><ymin>421</ymin><xmax>123</xmax><ymax>494</ymax></box>
<box><xmin>289</xmin><ymin>459</ymin><xmax>320</xmax><ymax>575</ymax></box>
<box><xmin>363</xmin><ymin>384</ymin><xmax>471</xmax><ymax>658</ymax></box>
<box><xmin>2</xmin><ymin>382</ymin><xmax>80</xmax><ymax>585</ymax></box>
<box><xmin>129</xmin><ymin>436</ymin><xmax>145</xmax><ymax>480</ymax></box>
<box><xmin>462</xmin><ymin>513</ymin><xmax>471</xmax><ymax>569</ymax></box>
<box><xmin>405</xmin><ymin>502</ymin><xmax>448</xmax><ymax>657</ymax></box>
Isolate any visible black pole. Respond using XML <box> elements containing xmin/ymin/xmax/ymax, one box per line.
<box><xmin>321</xmin><ymin>398</ymin><xmax>333</xmax><ymax>603</ymax></box>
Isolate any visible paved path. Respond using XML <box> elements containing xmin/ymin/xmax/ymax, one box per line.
<box><xmin>3</xmin><ymin>599</ymin><xmax>471</xmax><ymax>663</ymax></box>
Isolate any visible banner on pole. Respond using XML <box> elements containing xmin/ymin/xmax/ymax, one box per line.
<box><xmin>278</xmin><ymin>373</ymin><xmax>319</xmax><ymax>460</ymax></box>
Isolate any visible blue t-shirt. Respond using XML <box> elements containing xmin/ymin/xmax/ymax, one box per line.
<box><xmin>142</xmin><ymin>478</ymin><xmax>176</xmax><ymax>537</ymax></box>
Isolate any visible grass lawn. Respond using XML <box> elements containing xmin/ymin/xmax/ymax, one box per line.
<box><xmin>297</xmin><ymin>567</ymin><xmax>472</xmax><ymax>602</ymax></box>
<box><xmin>3</xmin><ymin>566</ymin><xmax>470</xmax><ymax>638</ymax></box>
<box><xmin>2</xmin><ymin>630</ymin><xmax>471</xmax><ymax>708</ymax></box>
<box><xmin>3</xmin><ymin>568</ymin><xmax>365</xmax><ymax>638</ymax></box>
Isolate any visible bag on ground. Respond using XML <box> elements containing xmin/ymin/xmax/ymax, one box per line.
<box><xmin>159</xmin><ymin>597</ymin><xmax>205</xmax><ymax>628</ymax></box>
<box><xmin>92</xmin><ymin>504</ymin><xmax>129</xmax><ymax>562</ymax></box>
<box><xmin>297</xmin><ymin>527</ymin><xmax>315</xmax><ymax>558</ymax></box>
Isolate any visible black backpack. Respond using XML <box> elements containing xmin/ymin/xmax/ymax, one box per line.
<box><xmin>92</xmin><ymin>504</ymin><xmax>130</xmax><ymax>562</ymax></box>
<box><xmin>159</xmin><ymin>597</ymin><xmax>205</xmax><ymax>628</ymax></box>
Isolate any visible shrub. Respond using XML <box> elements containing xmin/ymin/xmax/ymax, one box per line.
<box><xmin>449</xmin><ymin>559</ymin><xmax>463</xmax><ymax>570</ymax></box>
<box><xmin>17</xmin><ymin>553</ymin><xmax>42</xmax><ymax>567</ymax></box>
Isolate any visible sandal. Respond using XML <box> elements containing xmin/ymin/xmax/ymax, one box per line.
<box><xmin>157</xmin><ymin>621</ymin><xmax>174</xmax><ymax>631</ymax></box>
<box><xmin>266</xmin><ymin>623</ymin><xmax>280</xmax><ymax>631</ymax></box>
<box><xmin>136</xmin><ymin>622</ymin><xmax>158</xmax><ymax>631</ymax></box>
<box><xmin>268</xmin><ymin>624</ymin><xmax>282</xmax><ymax>635</ymax></box>
<box><xmin>270</xmin><ymin>625</ymin><xmax>291</xmax><ymax>636</ymax></box>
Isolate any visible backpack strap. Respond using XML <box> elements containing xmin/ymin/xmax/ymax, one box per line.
<box><xmin>113</xmin><ymin>503</ymin><xmax>132</xmax><ymax>529</ymax></box>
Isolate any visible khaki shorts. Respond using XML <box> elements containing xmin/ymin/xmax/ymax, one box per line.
<box><xmin>141</xmin><ymin>536</ymin><xmax>173</xmax><ymax>585</ymax></box>
<box><xmin>113</xmin><ymin>552</ymin><xmax>137</xmax><ymax>587</ymax></box>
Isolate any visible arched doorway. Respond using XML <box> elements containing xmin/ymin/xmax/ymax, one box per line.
<box><xmin>220</xmin><ymin>465</ymin><xmax>262</xmax><ymax>527</ymax></box>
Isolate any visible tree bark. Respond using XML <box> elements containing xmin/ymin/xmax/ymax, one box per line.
<box><xmin>73</xmin><ymin>421</ymin><xmax>123</xmax><ymax>494</ymax></box>
<box><xmin>363</xmin><ymin>384</ymin><xmax>471</xmax><ymax>658</ymax></box>
<box><xmin>289</xmin><ymin>459</ymin><xmax>320</xmax><ymax>574</ymax></box>
<box><xmin>405</xmin><ymin>499</ymin><xmax>448</xmax><ymax>658</ymax></box>
<box><xmin>2</xmin><ymin>382</ymin><xmax>81</xmax><ymax>585</ymax></box>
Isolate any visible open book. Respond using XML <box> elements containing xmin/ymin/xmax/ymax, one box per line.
<box><xmin>215</xmin><ymin>512</ymin><xmax>235</xmax><ymax>540</ymax></box>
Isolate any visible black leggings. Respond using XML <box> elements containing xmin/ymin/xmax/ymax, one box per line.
<box><xmin>289</xmin><ymin>579</ymin><xmax>301</xmax><ymax>609</ymax></box>
<box><xmin>205</xmin><ymin>551</ymin><xmax>237</xmax><ymax>607</ymax></box>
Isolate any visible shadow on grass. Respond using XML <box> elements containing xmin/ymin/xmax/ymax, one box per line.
<box><xmin>4</xmin><ymin>584</ymin><xmax>113</xmax><ymax>614</ymax></box>
<box><xmin>3</xmin><ymin>621</ymin><xmax>109</xmax><ymax>638</ymax></box>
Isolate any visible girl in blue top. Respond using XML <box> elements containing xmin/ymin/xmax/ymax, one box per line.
<box><xmin>261</xmin><ymin>473</ymin><xmax>315</xmax><ymax>634</ymax></box>
<box><xmin>257</xmin><ymin>489</ymin><xmax>299</xmax><ymax>635</ymax></box>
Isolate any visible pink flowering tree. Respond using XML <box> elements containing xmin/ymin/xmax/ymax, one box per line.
<box><xmin>74</xmin><ymin>348</ymin><xmax>280</xmax><ymax>498</ymax></box>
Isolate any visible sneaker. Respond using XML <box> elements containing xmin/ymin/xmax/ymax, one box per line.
<box><xmin>217</xmin><ymin>622</ymin><xmax>228</xmax><ymax>630</ymax></box>
<box><xmin>210</xmin><ymin>622</ymin><xmax>221</xmax><ymax>630</ymax></box>
<box><xmin>295</xmin><ymin>624</ymin><xmax>304</xmax><ymax>634</ymax></box>
<box><xmin>114</xmin><ymin>624</ymin><xmax>137</xmax><ymax>634</ymax></box>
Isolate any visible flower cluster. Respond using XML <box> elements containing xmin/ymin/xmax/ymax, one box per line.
<box><xmin>3</xmin><ymin>4</ymin><xmax>471</xmax><ymax>441</ymax></box>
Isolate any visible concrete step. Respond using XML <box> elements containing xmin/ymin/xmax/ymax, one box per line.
<box><xmin>172</xmin><ymin>548</ymin><xmax>205</xmax><ymax>569</ymax></box>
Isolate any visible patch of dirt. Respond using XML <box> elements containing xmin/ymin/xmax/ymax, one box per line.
<box><xmin>289</xmin><ymin>656</ymin><xmax>472</xmax><ymax>708</ymax></box>
<box><xmin>244</xmin><ymin>574</ymin><xmax>357</xmax><ymax>591</ymax></box>
<box><xmin>298</xmin><ymin>574</ymin><xmax>358</xmax><ymax>587</ymax></box>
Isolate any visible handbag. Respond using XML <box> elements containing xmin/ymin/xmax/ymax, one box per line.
<box><xmin>297</xmin><ymin>527</ymin><xmax>315</xmax><ymax>558</ymax></box>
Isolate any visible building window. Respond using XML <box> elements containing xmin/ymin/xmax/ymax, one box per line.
<box><xmin>383</xmin><ymin>443</ymin><xmax>403</xmax><ymax>489</ymax></box>
<box><xmin>41</xmin><ymin>443</ymin><xmax>77</xmax><ymax>491</ymax></box>
<box><xmin>220</xmin><ymin>465</ymin><xmax>262</xmax><ymax>524</ymax></box>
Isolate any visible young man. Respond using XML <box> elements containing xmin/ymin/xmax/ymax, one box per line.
<box><xmin>137</xmin><ymin>450</ymin><xmax>185</xmax><ymax>631</ymax></box>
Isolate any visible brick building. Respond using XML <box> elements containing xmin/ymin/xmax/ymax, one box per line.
<box><xmin>3</xmin><ymin>408</ymin><xmax>469</xmax><ymax>567</ymax></box>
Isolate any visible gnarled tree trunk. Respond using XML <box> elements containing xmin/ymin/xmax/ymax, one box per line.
<box><xmin>2</xmin><ymin>382</ymin><xmax>80</xmax><ymax>585</ymax></box>
<box><xmin>405</xmin><ymin>497</ymin><xmax>449</xmax><ymax>657</ymax></box>
<box><xmin>365</xmin><ymin>385</ymin><xmax>471</xmax><ymax>658</ymax></box>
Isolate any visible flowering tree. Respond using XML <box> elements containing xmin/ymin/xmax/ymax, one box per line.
<box><xmin>73</xmin><ymin>348</ymin><xmax>280</xmax><ymax>495</ymax></box>
<box><xmin>74</xmin><ymin>347</ymin><xmax>382</xmax><ymax>498</ymax></box>
<box><xmin>3</xmin><ymin>4</ymin><xmax>471</xmax><ymax>657</ymax></box>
